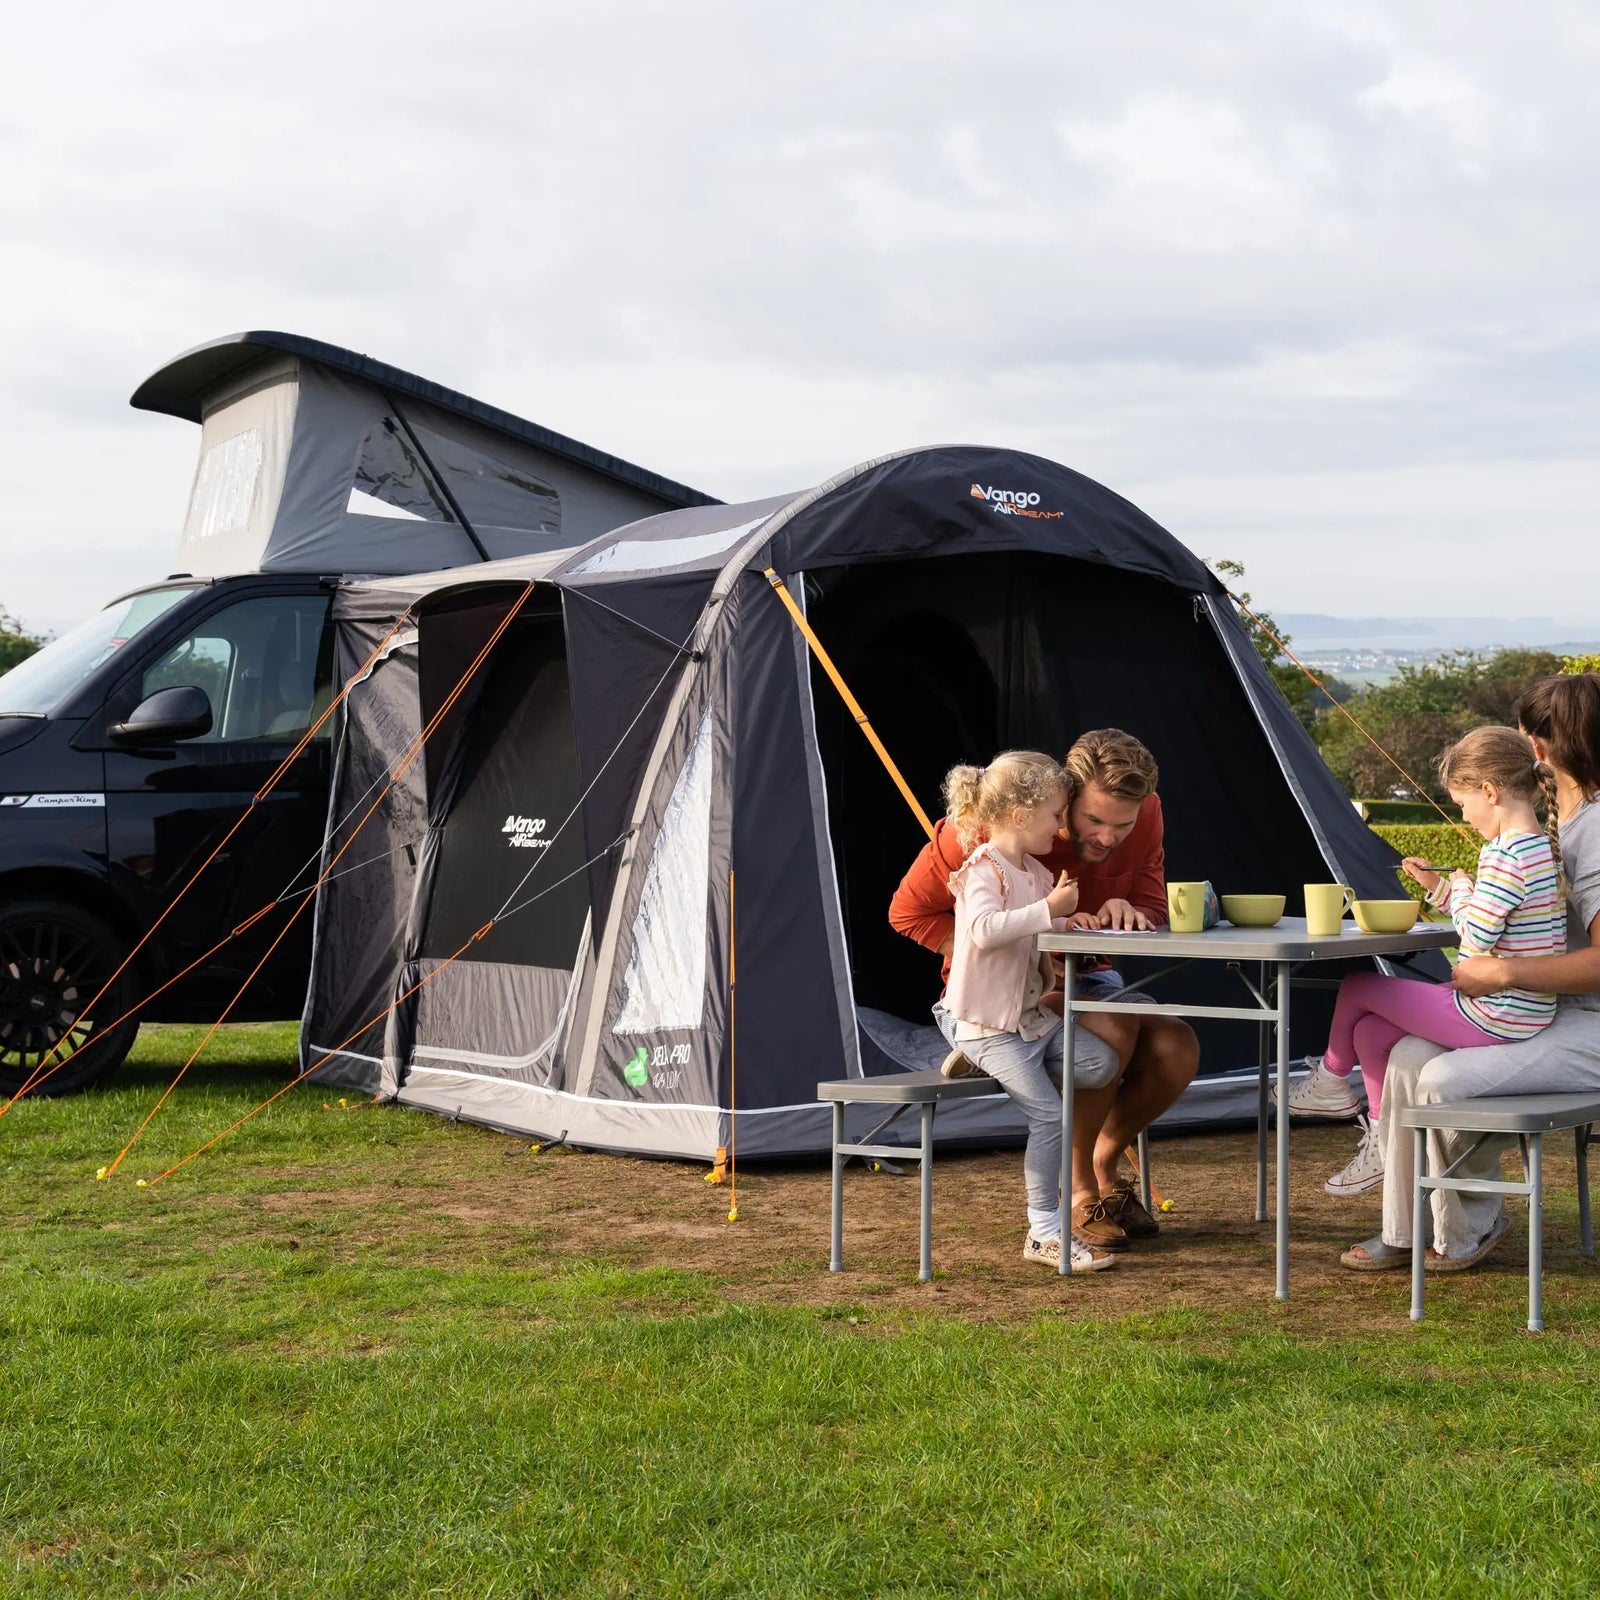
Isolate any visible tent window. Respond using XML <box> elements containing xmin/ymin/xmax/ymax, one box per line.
<box><xmin>349</xmin><ymin>420</ymin><xmax>452</xmax><ymax>522</ymax></box>
<box><xmin>613</xmin><ymin>709</ymin><xmax>715</xmax><ymax>1033</ymax></box>
<box><xmin>571</xmin><ymin>516</ymin><xmax>768</xmax><ymax>576</ymax></box>
<box><xmin>348</xmin><ymin>418</ymin><xmax>561</xmax><ymax>533</ymax></box>
<box><xmin>184</xmin><ymin>428</ymin><xmax>264</xmax><ymax>544</ymax></box>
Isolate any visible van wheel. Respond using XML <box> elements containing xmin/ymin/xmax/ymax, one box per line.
<box><xmin>0</xmin><ymin>901</ymin><xmax>138</xmax><ymax>1098</ymax></box>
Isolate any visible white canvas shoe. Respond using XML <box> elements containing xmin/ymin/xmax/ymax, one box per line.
<box><xmin>1324</xmin><ymin>1116</ymin><xmax>1385</xmax><ymax>1196</ymax></box>
<box><xmin>1270</xmin><ymin>1056</ymin><xmax>1363</xmax><ymax>1120</ymax></box>
<box><xmin>1021</xmin><ymin>1234</ymin><xmax>1115</xmax><ymax>1272</ymax></box>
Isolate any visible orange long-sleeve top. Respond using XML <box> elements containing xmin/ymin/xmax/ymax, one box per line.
<box><xmin>888</xmin><ymin>794</ymin><xmax>1168</xmax><ymax>980</ymax></box>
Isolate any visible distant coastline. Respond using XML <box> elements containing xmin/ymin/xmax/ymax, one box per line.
<box><xmin>1279</xmin><ymin>614</ymin><xmax>1600</xmax><ymax>687</ymax></box>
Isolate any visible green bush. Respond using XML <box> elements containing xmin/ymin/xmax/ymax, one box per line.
<box><xmin>1357</xmin><ymin>798</ymin><xmax>1461</xmax><ymax>825</ymax></box>
<box><xmin>1370</xmin><ymin>823</ymin><xmax>1482</xmax><ymax>902</ymax></box>
<box><xmin>1562</xmin><ymin>653</ymin><xmax>1600</xmax><ymax>676</ymax></box>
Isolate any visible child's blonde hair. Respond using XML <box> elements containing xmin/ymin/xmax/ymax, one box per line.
<box><xmin>1438</xmin><ymin>725</ymin><xmax>1563</xmax><ymax>886</ymax></box>
<box><xmin>943</xmin><ymin>750</ymin><xmax>1071</xmax><ymax>848</ymax></box>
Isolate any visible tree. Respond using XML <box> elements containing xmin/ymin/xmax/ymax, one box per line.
<box><xmin>1314</xmin><ymin>648</ymin><xmax>1563</xmax><ymax>800</ymax></box>
<box><xmin>1209</xmin><ymin>559</ymin><xmax>1351</xmax><ymax>732</ymax></box>
<box><xmin>0</xmin><ymin>605</ymin><xmax>44</xmax><ymax>674</ymax></box>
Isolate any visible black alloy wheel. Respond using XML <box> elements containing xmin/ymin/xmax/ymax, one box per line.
<box><xmin>0</xmin><ymin>900</ymin><xmax>138</xmax><ymax>1098</ymax></box>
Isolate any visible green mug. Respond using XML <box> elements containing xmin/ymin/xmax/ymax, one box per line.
<box><xmin>1304</xmin><ymin>883</ymin><xmax>1355</xmax><ymax>937</ymax></box>
<box><xmin>1167</xmin><ymin>881</ymin><xmax>1208</xmax><ymax>934</ymax></box>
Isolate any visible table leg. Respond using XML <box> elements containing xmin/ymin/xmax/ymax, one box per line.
<box><xmin>829</xmin><ymin>1100</ymin><xmax>844</xmax><ymax>1273</ymax></box>
<box><xmin>919</xmin><ymin>1101</ymin><xmax>934</xmax><ymax>1283</ymax></box>
<box><xmin>1528</xmin><ymin>1134</ymin><xmax>1544</xmax><ymax>1334</ymax></box>
<box><xmin>1410</xmin><ymin>1126</ymin><xmax>1427</xmax><ymax>1322</ymax></box>
<box><xmin>1256</xmin><ymin>961</ymin><xmax>1269</xmax><ymax>1224</ymax></box>
<box><xmin>1275</xmin><ymin>959</ymin><xmax>1291</xmax><ymax>1300</ymax></box>
<box><xmin>1059</xmin><ymin>964</ymin><xmax>1076</xmax><ymax>1278</ymax></box>
<box><xmin>1577</xmin><ymin>1125</ymin><xmax>1593</xmax><ymax>1257</ymax></box>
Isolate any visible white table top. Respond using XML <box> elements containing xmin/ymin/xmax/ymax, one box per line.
<box><xmin>1037</xmin><ymin>914</ymin><xmax>1456</xmax><ymax>964</ymax></box>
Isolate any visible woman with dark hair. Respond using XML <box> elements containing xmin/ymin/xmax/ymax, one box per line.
<box><xmin>1342</xmin><ymin>673</ymin><xmax>1600</xmax><ymax>1272</ymax></box>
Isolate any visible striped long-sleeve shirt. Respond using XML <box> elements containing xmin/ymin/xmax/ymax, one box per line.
<box><xmin>1427</xmin><ymin>830</ymin><xmax>1565</xmax><ymax>1040</ymax></box>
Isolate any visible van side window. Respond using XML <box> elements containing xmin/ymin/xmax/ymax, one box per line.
<box><xmin>140</xmin><ymin>595</ymin><xmax>332</xmax><ymax>742</ymax></box>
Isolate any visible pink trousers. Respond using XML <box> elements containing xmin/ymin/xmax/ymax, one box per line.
<box><xmin>1322</xmin><ymin>973</ymin><xmax>1497</xmax><ymax>1115</ymax></box>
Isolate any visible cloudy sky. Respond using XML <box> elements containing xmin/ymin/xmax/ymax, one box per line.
<box><xmin>5</xmin><ymin>0</ymin><xmax>1598</xmax><ymax>633</ymax></box>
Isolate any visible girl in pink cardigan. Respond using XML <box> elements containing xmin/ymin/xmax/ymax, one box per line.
<box><xmin>932</xmin><ymin>751</ymin><xmax>1123</xmax><ymax>1273</ymax></box>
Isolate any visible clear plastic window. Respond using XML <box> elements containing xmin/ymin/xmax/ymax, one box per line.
<box><xmin>614</xmin><ymin>709</ymin><xmax>715</xmax><ymax>1033</ymax></box>
<box><xmin>183</xmin><ymin>429</ymin><xmax>265</xmax><ymax>544</ymax></box>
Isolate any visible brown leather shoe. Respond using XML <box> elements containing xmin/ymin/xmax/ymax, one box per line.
<box><xmin>1070</xmin><ymin>1197</ymin><xmax>1130</xmax><ymax>1251</ymax></box>
<box><xmin>1101</xmin><ymin>1179</ymin><xmax>1161</xmax><ymax>1239</ymax></box>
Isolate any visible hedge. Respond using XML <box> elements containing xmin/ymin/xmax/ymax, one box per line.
<box><xmin>1370</xmin><ymin>823</ymin><xmax>1482</xmax><ymax>903</ymax></box>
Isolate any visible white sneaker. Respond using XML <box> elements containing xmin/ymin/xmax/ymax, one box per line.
<box><xmin>1324</xmin><ymin>1116</ymin><xmax>1385</xmax><ymax>1196</ymax></box>
<box><xmin>1021</xmin><ymin>1234</ymin><xmax>1116</xmax><ymax>1272</ymax></box>
<box><xmin>1270</xmin><ymin>1056</ymin><xmax>1363</xmax><ymax>1120</ymax></box>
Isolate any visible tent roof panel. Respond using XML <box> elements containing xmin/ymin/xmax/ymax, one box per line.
<box><xmin>131</xmin><ymin>331</ymin><xmax>720</xmax><ymax>511</ymax></box>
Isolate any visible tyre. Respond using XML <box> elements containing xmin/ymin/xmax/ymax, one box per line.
<box><xmin>0</xmin><ymin>899</ymin><xmax>139</xmax><ymax>1098</ymax></box>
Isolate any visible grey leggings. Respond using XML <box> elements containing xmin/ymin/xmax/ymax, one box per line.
<box><xmin>934</xmin><ymin>1004</ymin><xmax>1120</xmax><ymax>1220</ymax></box>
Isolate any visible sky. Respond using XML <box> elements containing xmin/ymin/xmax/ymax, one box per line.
<box><xmin>4</xmin><ymin>0</ymin><xmax>1599</xmax><ymax>634</ymax></box>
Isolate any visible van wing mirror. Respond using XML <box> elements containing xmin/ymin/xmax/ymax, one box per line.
<box><xmin>109</xmin><ymin>685</ymin><xmax>214</xmax><ymax>745</ymax></box>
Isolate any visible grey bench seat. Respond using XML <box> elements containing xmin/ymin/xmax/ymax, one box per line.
<box><xmin>817</xmin><ymin>1069</ymin><xmax>1149</xmax><ymax>1281</ymax></box>
<box><xmin>1402</xmin><ymin>1091</ymin><xmax>1599</xmax><ymax>1331</ymax></box>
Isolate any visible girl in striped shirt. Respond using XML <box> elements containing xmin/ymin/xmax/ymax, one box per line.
<box><xmin>1308</xmin><ymin>726</ymin><xmax>1565</xmax><ymax>1196</ymax></box>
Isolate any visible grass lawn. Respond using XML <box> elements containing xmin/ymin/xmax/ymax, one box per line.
<box><xmin>3</xmin><ymin>1023</ymin><xmax>1600</xmax><ymax>1598</ymax></box>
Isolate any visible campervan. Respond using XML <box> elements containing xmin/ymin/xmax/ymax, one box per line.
<box><xmin>0</xmin><ymin>332</ymin><xmax>715</xmax><ymax>1094</ymax></box>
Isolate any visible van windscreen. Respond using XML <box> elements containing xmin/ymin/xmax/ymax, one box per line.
<box><xmin>0</xmin><ymin>587</ymin><xmax>195</xmax><ymax>716</ymax></box>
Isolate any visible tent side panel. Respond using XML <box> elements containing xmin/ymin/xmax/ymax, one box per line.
<box><xmin>725</xmin><ymin>571</ymin><xmax>859</xmax><ymax>1108</ymax></box>
<box><xmin>303</xmin><ymin>625</ymin><xmax>426</xmax><ymax>1090</ymax></box>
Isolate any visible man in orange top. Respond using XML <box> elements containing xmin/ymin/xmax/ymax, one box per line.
<box><xmin>889</xmin><ymin>728</ymin><xmax>1200</xmax><ymax>1251</ymax></box>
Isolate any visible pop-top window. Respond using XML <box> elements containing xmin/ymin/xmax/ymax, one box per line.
<box><xmin>347</xmin><ymin>418</ymin><xmax>561</xmax><ymax>533</ymax></box>
<box><xmin>183</xmin><ymin>429</ymin><xmax>265</xmax><ymax>544</ymax></box>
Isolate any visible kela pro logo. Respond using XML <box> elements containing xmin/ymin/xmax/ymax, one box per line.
<box><xmin>623</xmin><ymin>1041</ymin><xmax>692</xmax><ymax>1091</ymax></box>
<box><xmin>970</xmin><ymin>482</ymin><xmax>1065</xmax><ymax>520</ymax></box>
<box><xmin>501</xmin><ymin>814</ymin><xmax>550</xmax><ymax>850</ymax></box>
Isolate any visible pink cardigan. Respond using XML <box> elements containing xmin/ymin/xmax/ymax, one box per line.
<box><xmin>944</xmin><ymin>844</ymin><xmax>1067</xmax><ymax>1033</ymax></box>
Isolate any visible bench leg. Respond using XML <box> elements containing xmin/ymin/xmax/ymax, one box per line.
<box><xmin>1528</xmin><ymin>1134</ymin><xmax>1544</xmax><ymax>1334</ymax></box>
<box><xmin>829</xmin><ymin>1100</ymin><xmax>844</xmax><ymax>1273</ymax></box>
<box><xmin>1578</xmin><ymin>1125</ymin><xmax>1594</xmax><ymax>1258</ymax></box>
<box><xmin>1137</xmin><ymin>1127</ymin><xmax>1152</xmax><ymax>1216</ymax></box>
<box><xmin>1410</xmin><ymin>1126</ymin><xmax>1427</xmax><ymax>1322</ymax></box>
<box><xmin>919</xmin><ymin>1101</ymin><xmax>934</xmax><ymax>1283</ymax></box>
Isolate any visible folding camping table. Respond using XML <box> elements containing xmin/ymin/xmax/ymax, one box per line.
<box><xmin>1037</xmin><ymin>917</ymin><xmax>1458</xmax><ymax>1297</ymax></box>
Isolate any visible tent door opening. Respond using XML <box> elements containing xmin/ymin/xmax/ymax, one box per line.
<box><xmin>804</xmin><ymin>552</ymin><xmax>1347</xmax><ymax>1069</ymax></box>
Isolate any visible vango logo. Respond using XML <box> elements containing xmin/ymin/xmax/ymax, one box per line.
<box><xmin>972</xmin><ymin>482</ymin><xmax>1041</xmax><ymax>508</ymax></box>
<box><xmin>502</xmin><ymin>814</ymin><xmax>550</xmax><ymax>850</ymax></box>
<box><xmin>969</xmin><ymin>482</ymin><xmax>1065</xmax><ymax>521</ymax></box>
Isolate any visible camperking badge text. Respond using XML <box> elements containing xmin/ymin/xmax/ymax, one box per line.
<box><xmin>969</xmin><ymin>483</ymin><xmax>1065</xmax><ymax>520</ymax></box>
<box><xmin>502</xmin><ymin>815</ymin><xmax>550</xmax><ymax>849</ymax></box>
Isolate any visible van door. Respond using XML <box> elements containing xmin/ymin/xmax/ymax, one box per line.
<box><xmin>101</xmin><ymin>588</ymin><xmax>334</xmax><ymax>1021</ymax></box>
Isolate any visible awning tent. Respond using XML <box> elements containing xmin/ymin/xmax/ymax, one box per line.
<box><xmin>302</xmin><ymin>445</ymin><xmax>1406</xmax><ymax>1158</ymax></box>
<box><xmin>132</xmin><ymin>331</ymin><xmax>718</xmax><ymax>578</ymax></box>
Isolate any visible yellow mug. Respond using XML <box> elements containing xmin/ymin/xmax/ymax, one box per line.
<box><xmin>1304</xmin><ymin>883</ymin><xmax>1355</xmax><ymax>937</ymax></box>
<box><xmin>1167</xmin><ymin>881</ymin><xmax>1207</xmax><ymax>934</ymax></box>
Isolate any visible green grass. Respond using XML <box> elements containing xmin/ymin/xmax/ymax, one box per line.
<box><xmin>3</xmin><ymin>1026</ymin><xmax>1600</xmax><ymax>1598</ymax></box>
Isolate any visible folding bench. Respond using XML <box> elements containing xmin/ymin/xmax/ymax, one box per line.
<box><xmin>817</xmin><ymin>1070</ymin><xmax>1150</xmax><ymax>1282</ymax></box>
<box><xmin>1403</xmin><ymin>1092</ymin><xmax>1600</xmax><ymax>1332</ymax></box>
